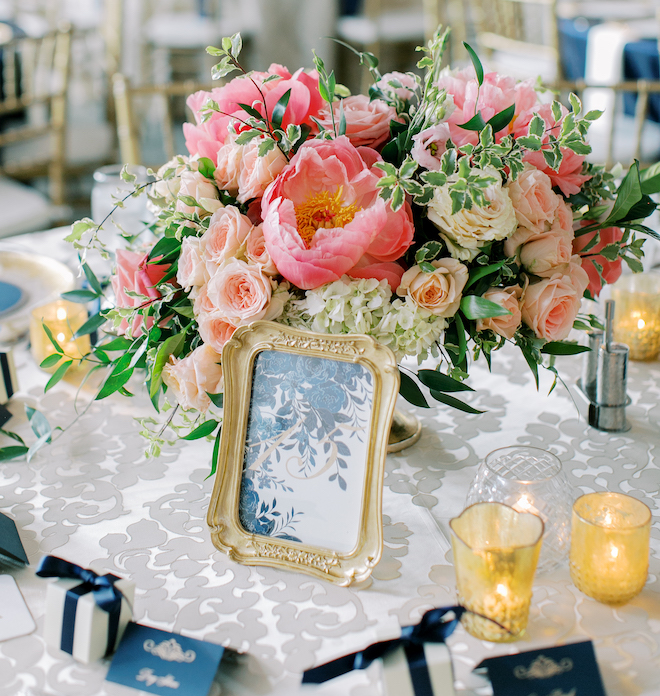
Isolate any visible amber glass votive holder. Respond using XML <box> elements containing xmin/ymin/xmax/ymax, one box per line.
<box><xmin>450</xmin><ymin>502</ymin><xmax>544</xmax><ymax>642</ymax></box>
<box><xmin>29</xmin><ymin>300</ymin><xmax>91</xmax><ymax>369</ymax></box>
<box><xmin>611</xmin><ymin>272</ymin><xmax>660</xmax><ymax>361</ymax></box>
<box><xmin>570</xmin><ymin>492</ymin><xmax>651</xmax><ymax>605</ymax></box>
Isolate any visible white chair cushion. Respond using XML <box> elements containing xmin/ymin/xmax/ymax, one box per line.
<box><xmin>0</xmin><ymin>177</ymin><xmax>57</xmax><ymax>238</ymax></box>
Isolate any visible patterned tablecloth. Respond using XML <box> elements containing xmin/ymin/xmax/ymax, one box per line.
<box><xmin>1</xmin><ymin>230</ymin><xmax>659</xmax><ymax>696</ymax></box>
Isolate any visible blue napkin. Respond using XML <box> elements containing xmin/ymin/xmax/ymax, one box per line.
<box><xmin>0</xmin><ymin>281</ymin><xmax>23</xmax><ymax>315</ymax></box>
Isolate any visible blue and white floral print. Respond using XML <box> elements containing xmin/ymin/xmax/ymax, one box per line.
<box><xmin>238</xmin><ymin>350</ymin><xmax>373</xmax><ymax>552</ymax></box>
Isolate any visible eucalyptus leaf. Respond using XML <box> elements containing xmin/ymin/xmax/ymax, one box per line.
<box><xmin>429</xmin><ymin>390</ymin><xmax>484</xmax><ymax>414</ymax></box>
<box><xmin>61</xmin><ymin>289</ymin><xmax>99</xmax><ymax>303</ymax></box>
<box><xmin>0</xmin><ymin>446</ymin><xmax>28</xmax><ymax>461</ymax></box>
<box><xmin>541</xmin><ymin>341</ymin><xmax>590</xmax><ymax>356</ymax></box>
<box><xmin>82</xmin><ymin>263</ymin><xmax>104</xmax><ymax>295</ymax></box>
<box><xmin>44</xmin><ymin>360</ymin><xmax>73</xmax><ymax>392</ymax></box>
<box><xmin>74</xmin><ymin>312</ymin><xmax>106</xmax><ymax>338</ymax></box>
<box><xmin>418</xmin><ymin>369</ymin><xmax>473</xmax><ymax>393</ymax></box>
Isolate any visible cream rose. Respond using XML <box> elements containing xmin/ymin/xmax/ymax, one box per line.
<box><xmin>177</xmin><ymin>236</ymin><xmax>208</xmax><ymax>290</ymax></box>
<box><xmin>245</xmin><ymin>224</ymin><xmax>278</xmax><ymax>275</ymax></box>
<box><xmin>427</xmin><ymin>170</ymin><xmax>517</xmax><ymax>259</ymax></box>
<box><xmin>201</xmin><ymin>206</ymin><xmax>252</xmax><ymax>265</ymax></box>
<box><xmin>522</xmin><ymin>258</ymin><xmax>588</xmax><ymax>341</ymax></box>
<box><xmin>397</xmin><ymin>258</ymin><xmax>468</xmax><ymax>317</ymax></box>
<box><xmin>236</xmin><ymin>139</ymin><xmax>288</xmax><ymax>204</ymax></box>
<box><xmin>476</xmin><ymin>285</ymin><xmax>523</xmax><ymax>339</ymax></box>
<box><xmin>176</xmin><ymin>170</ymin><xmax>223</xmax><ymax>217</ymax></box>
<box><xmin>149</xmin><ymin>156</ymin><xmax>190</xmax><ymax>209</ymax></box>
<box><xmin>162</xmin><ymin>344</ymin><xmax>223</xmax><ymax>412</ymax></box>
<box><xmin>205</xmin><ymin>258</ymin><xmax>274</xmax><ymax>326</ymax></box>
<box><xmin>214</xmin><ymin>138</ymin><xmax>242</xmax><ymax>196</ymax></box>
<box><xmin>197</xmin><ymin>311</ymin><xmax>237</xmax><ymax>353</ymax></box>
<box><xmin>506</xmin><ymin>166</ymin><xmax>559</xmax><ymax>234</ymax></box>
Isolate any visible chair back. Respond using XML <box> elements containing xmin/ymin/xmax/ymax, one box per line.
<box><xmin>112</xmin><ymin>73</ymin><xmax>214</xmax><ymax>167</ymax></box>
<box><xmin>0</xmin><ymin>24</ymin><xmax>72</xmax><ymax>206</ymax></box>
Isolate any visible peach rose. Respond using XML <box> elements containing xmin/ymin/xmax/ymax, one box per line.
<box><xmin>317</xmin><ymin>95</ymin><xmax>398</xmax><ymax>148</ymax></box>
<box><xmin>162</xmin><ymin>344</ymin><xmax>223</xmax><ymax>412</ymax></box>
<box><xmin>506</xmin><ymin>166</ymin><xmax>559</xmax><ymax>234</ymax></box>
<box><xmin>397</xmin><ymin>258</ymin><xmax>469</xmax><ymax>317</ymax></box>
<box><xmin>236</xmin><ymin>138</ymin><xmax>288</xmax><ymax>203</ymax></box>
<box><xmin>197</xmin><ymin>311</ymin><xmax>236</xmax><ymax>353</ymax></box>
<box><xmin>519</xmin><ymin>226</ymin><xmax>574</xmax><ymax>276</ymax></box>
<box><xmin>476</xmin><ymin>285</ymin><xmax>523</xmax><ymax>339</ymax></box>
<box><xmin>205</xmin><ymin>258</ymin><xmax>274</xmax><ymax>326</ymax></box>
<box><xmin>175</xmin><ymin>170</ymin><xmax>222</xmax><ymax>217</ymax></box>
<box><xmin>522</xmin><ymin>259</ymin><xmax>589</xmax><ymax>341</ymax></box>
<box><xmin>111</xmin><ymin>249</ymin><xmax>171</xmax><ymax>337</ymax></box>
<box><xmin>177</xmin><ymin>236</ymin><xmax>208</xmax><ymax>290</ymax></box>
<box><xmin>201</xmin><ymin>206</ymin><xmax>252</xmax><ymax>265</ymax></box>
<box><xmin>214</xmin><ymin>138</ymin><xmax>242</xmax><ymax>196</ymax></box>
<box><xmin>245</xmin><ymin>224</ymin><xmax>278</xmax><ymax>275</ymax></box>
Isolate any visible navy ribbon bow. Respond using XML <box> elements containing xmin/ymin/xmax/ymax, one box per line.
<box><xmin>302</xmin><ymin>605</ymin><xmax>465</xmax><ymax>695</ymax></box>
<box><xmin>36</xmin><ymin>555</ymin><xmax>126</xmax><ymax>657</ymax></box>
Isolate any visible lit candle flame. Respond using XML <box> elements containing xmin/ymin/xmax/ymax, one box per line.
<box><xmin>56</xmin><ymin>332</ymin><xmax>66</xmax><ymax>342</ymax></box>
<box><xmin>604</xmin><ymin>510</ymin><xmax>613</xmax><ymax>526</ymax></box>
<box><xmin>496</xmin><ymin>583</ymin><xmax>509</xmax><ymax>597</ymax></box>
<box><xmin>637</xmin><ymin>318</ymin><xmax>646</xmax><ymax>330</ymax></box>
<box><xmin>56</xmin><ymin>307</ymin><xmax>67</xmax><ymax>321</ymax></box>
<box><xmin>610</xmin><ymin>545</ymin><xmax>619</xmax><ymax>559</ymax></box>
<box><xmin>516</xmin><ymin>494</ymin><xmax>533</xmax><ymax>512</ymax></box>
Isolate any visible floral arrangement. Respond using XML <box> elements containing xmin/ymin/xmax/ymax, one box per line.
<box><xmin>19</xmin><ymin>29</ymin><xmax>660</xmax><ymax>465</ymax></box>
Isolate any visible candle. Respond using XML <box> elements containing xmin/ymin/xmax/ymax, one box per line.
<box><xmin>611</xmin><ymin>273</ymin><xmax>660</xmax><ymax>361</ymax></box>
<box><xmin>450</xmin><ymin>502</ymin><xmax>544</xmax><ymax>642</ymax></box>
<box><xmin>29</xmin><ymin>300</ymin><xmax>91</xmax><ymax>369</ymax></box>
<box><xmin>570</xmin><ymin>492</ymin><xmax>651</xmax><ymax>605</ymax></box>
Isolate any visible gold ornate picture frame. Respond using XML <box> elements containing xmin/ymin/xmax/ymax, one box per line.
<box><xmin>207</xmin><ymin>321</ymin><xmax>400</xmax><ymax>585</ymax></box>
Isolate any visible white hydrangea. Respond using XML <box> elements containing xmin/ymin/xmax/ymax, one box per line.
<box><xmin>278</xmin><ymin>276</ymin><xmax>446</xmax><ymax>362</ymax></box>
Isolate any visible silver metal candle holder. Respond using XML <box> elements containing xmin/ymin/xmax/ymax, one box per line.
<box><xmin>577</xmin><ymin>300</ymin><xmax>631</xmax><ymax>432</ymax></box>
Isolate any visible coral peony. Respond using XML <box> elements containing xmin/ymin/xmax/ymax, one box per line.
<box><xmin>261</xmin><ymin>136</ymin><xmax>413</xmax><ymax>289</ymax></box>
<box><xmin>573</xmin><ymin>226</ymin><xmax>624</xmax><ymax>297</ymax></box>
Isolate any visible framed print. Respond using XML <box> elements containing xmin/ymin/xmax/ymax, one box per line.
<box><xmin>206</xmin><ymin>321</ymin><xmax>400</xmax><ymax>585</ymax></box>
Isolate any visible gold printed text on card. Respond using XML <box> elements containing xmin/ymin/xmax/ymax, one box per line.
<box><xmin>251</xmin><ymin>540</ymin><xmax>340</xmax><ymax>573</ymax></box>
<box><xmin>271</xmin><ymin>333</ymin><xmax>363</xmax><ymax>356</ymax></box>
<box><xmin>513</xmin><ymin>655</ymin><xmax>574</xmax><ymax>680</ymax></box>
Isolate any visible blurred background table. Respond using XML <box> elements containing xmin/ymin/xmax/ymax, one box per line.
<box><xmin>0</xmin><ymin>227</ymin><xmax>659</xmax><ymax>696</ymax></box>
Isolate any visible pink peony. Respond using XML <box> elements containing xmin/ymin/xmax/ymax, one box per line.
<box><xmin>436</xmin><ymin>67</ymin><xmax>540</xmax><ymax>148</ymax></box>
<box><xmin>573</xmin><ymin>225</ymin><xmax>624</xmax><ymax>297</ymax></box>
<box><xmin>347</xmin><ymin>255</ymin><xmax>405</xmax><ymax>291</ymax></box>
<box><xmin>520</xmin><ymin>103</ymin><xmax>590</xmax><ymax>196</ymax></box>
<box><xmin>522</xmin><ymin>258</ymin><xmax>589</xmax><ymax>341</ymax></box>
<box><xmin>162</xmin><ymin>344</ymin><xmax>223</xmax><ymax>412</ymax></box>
<box><xmin>111</xmin><ymin>249</ymin><xmax>171</xmax><ymax>337</ymax></box>
<box><xmin>261</xmin><ymin>136</ymin><xmax>413</xmax><ymax>289</ymax></box>
<box><xmin>317</xmin><ymin>95</ymin><xmax>398</xmax><ymax>149</ymax></box>
<box><xmin>184</xmin><ymin>65</ymin><xmax>323</xmax><ymax>163</ymax></box>
<box><xmin>201</xmin><ymin>206</ymin><xmax>252</xmax><ymax>265</ymax></box>
<box><xmin>476</xmin><ymin>285</ymin><xmax>523</xmax><ymax>339</ymax></box>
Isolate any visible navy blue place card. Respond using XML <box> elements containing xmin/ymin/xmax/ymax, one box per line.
<box><xmin>106</xmin><ymin>623</ymin><xmax>225</xmax><ymax>696</ymax></box>
<box><xmin>475</xmin><ymin>640</ymin><xmax>606</xmax><ymax>696</ymax></box>
<box><xmin>0</xmin><ymin>512</ymin><xmax>28</xmax><ymax>567</ymax></box>
<box><xmin>0</xmin><ymin>403</ymin><xmax>11</xmax><ymax>428</ymax></box>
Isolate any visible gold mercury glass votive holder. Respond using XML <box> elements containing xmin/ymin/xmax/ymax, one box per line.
<box><xmin>570</xmin><ymin>492</ymin><xmax>651</xmax><ymax>605</ymax></box>
<box><xmin>450</xmin><ymin>502</ymin><xmax>544</xmax><ymax>642</ymax></box>
<box><xmin>29</xmin><ymin>299</ymin><xmax>91</xmax><ymax>370</ymax></box>
<box><xmin>611</xmin><ymin>272</ymin><xmax>660</xmax><ymax>361</ymax></box>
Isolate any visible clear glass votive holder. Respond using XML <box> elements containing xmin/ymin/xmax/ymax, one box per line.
<box><xmin>570</xmin><ymin>492</ymin><xmax>651</xmax><ymax>605</ymax></box>
<box><xmin>30</xmin><ymin>300</ymin><xmax>91</xmax><ymax>369</ymax></box>
<box><xmin>450</xmin><ymin>502</ymin><xmax>544</xmax><ymax>642</ymax></box>
<box><xmin>466</xmin><ymin>446</ymin><xmax>573</xmax><ymax>573</ymax></box>
<box><xmin>611</xmin><ymin>272</ymin><xmax>660</xmax><ymax>361</ymax></box>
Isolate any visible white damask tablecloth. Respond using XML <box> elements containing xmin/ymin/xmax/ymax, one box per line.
<box><xmin>1</xmin><ymin>230</ymin><xmax>659</xmax><ymax>696</ymax></box>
